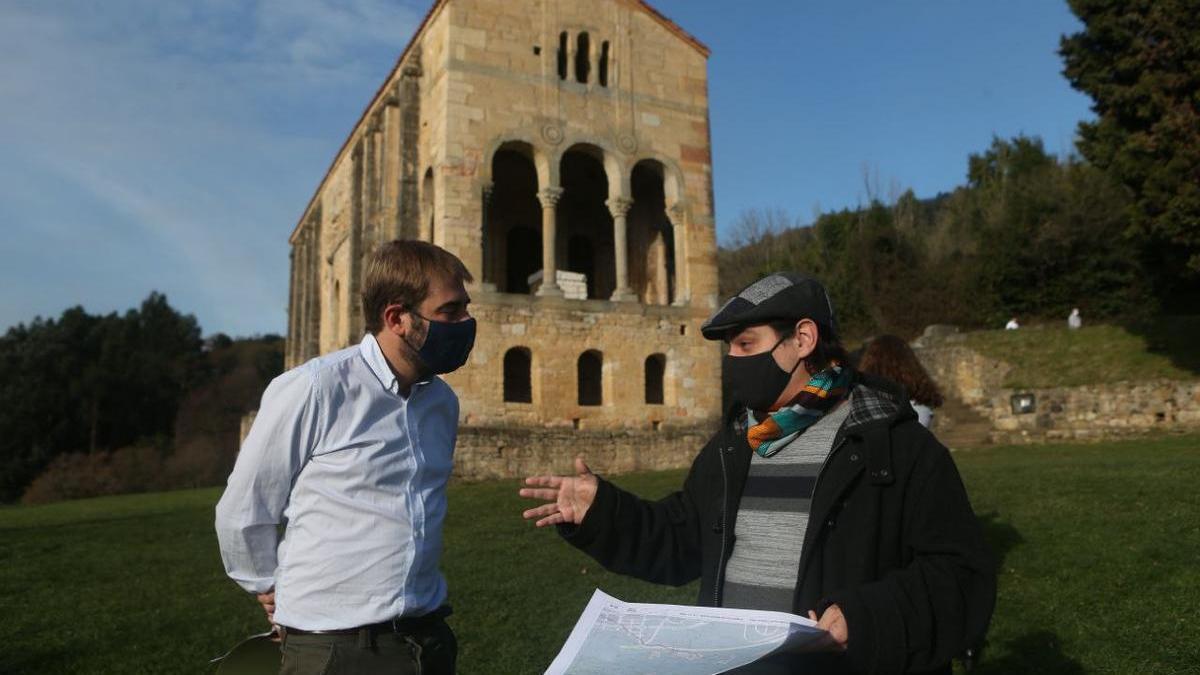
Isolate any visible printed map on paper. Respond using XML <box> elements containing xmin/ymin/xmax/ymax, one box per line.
<box><xmin>544</xmin><ymin>589</ymin><xmax>827</xmax><ymax>675</ymax></box>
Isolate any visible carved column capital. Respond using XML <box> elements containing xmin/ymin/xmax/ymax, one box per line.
<box><xmin>537</xmin><ymin>186</ymin><xmax>564</xmax><ymax>208</ymax></box>
<box><xmin>606</xmin><ymin>196</ymin><xmax>633</xmax><ymax>218</ymax></box>
<box><xmin>669</xmin><ymin>202</ymin><xmax>688</xmax><ymax>222</ymax></box>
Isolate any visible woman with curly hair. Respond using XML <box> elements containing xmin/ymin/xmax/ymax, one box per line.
<box><xmin>858</xmin><ymin>334</ymin><xmax>944</xmax><ymax>428</ymax></box>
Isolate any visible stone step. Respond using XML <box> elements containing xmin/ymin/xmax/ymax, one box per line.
<box><xmin>932</xmin><ymin>397</ymin><xmax>993</xmax><ymax>449</ymax></box>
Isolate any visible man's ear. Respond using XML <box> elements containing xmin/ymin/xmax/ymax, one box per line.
<box><xmin>794</xmin><ymin>319</ymin><xmax>819</xmax><ymax>359</ymax></box>
<box><xmin>382</xmin><ymin>305</ymin><xmax>408</xmax><ymax>336</ymax></box>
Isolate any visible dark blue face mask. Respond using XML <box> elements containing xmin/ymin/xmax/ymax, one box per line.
<box><xmin>408</xmin><ymin>313</ymin><xmax>476</xmax><ymax>375</ymax></box>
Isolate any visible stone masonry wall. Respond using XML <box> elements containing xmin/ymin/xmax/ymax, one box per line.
<box><xmin>454</xmin><ymin>424</ymin><xmax>713</xmax><ymax>481</ymax></box>
<box><xmin>985</xmin><ymin>380</ymin><xmax>1200</xmax><ymax>444</ymax></box>
<box><xmin>443</xmin><ymin>292</ymin><xmax>721</xmax><ymax>431</ymax></box>
<box><xmin>914</xmin><ymin>328</ymin><xmax>1200</xmax><ymax>444</ymax></box>
<box><xmin>911</xmin><ymin>328</ymin><xmax>1011</xmax><ymax>408</ymax></box>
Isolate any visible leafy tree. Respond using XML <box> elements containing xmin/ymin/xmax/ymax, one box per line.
<box><xmin>716</xmin><ymin>135</ymin><xmax>1152</xmax><ymax>339</ymax></box>
<box><xmin>0</xmin><ymin>293</ymin><xmax>204</xmax><ymax>501</ymax></box>
<box><xmin>1060</xmin><ymin>0</ymin><xmax>1200</xmax><ymax>281</ymax></box>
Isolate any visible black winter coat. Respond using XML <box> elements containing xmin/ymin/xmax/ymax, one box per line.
<box><xmin>559</xmin><ymin>374</ymin><xmax>996</xmax><ymax>674</ymax></box>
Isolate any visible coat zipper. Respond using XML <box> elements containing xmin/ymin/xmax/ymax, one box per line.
<box><xmin>714</xmin><ymin>446</ymin><xmax>730</xmax><ymax>607</ymax></box>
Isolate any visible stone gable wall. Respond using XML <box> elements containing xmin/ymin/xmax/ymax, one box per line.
<box><xmin>285</xmin><ymin>0</ymin><xmax>724</xmax><ymax>448</ymax></box>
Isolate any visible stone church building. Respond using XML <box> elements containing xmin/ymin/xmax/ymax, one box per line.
<box><xmin>285</xmin><ymin>0</ymin><xmax>722</xmax><ymax>477</ymax></box>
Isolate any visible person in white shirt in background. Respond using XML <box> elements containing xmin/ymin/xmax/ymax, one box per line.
<box><xmin>1005</xmin><ymin>317</ymin><xmax>1020</xmax><ymax>330</ymax></box>
<box><xmin>1068</xmin><ymin>307</ymin><xmax>1082</xmax><ymax>330</ymax></box>
<box><xmin>215</xmin><ymin>240</ymin><xmax>475</xmax><ymax>675</ymax></box>
<box><xmin>857</xmin><ymin>334</ymin><xmax>945</xmax><ymax>429</ymax></box>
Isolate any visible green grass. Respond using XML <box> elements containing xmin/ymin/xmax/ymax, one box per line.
<box><xmin>962</xmin><ymin>319</ymin><xmax>1200</xmax><ymax>388</ymax></box>
<box><xmin>3</xmin><ymin>436</ymin><xmax>1198</xmax><ymax>674</ymax></box>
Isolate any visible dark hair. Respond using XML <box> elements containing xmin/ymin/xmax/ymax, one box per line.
<box><xmin>768</xmin><ymin>319</ymin><xmax>848</xmax><ymax>374</ymax></box>
<box><xmin>361</xmin><ymin>240</ymin><xmax>474</xmax><ymax>334</ymax></box>
<box><xmin>858</xmin><ymin>334</ymin><xmax>944</xmax><ymax>407</ymax></box>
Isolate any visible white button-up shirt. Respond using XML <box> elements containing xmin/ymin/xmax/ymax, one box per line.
<box><xmin>215</xmin><ymin>333</ymin><xmax>458</xmax><ymax>630</ymax></box>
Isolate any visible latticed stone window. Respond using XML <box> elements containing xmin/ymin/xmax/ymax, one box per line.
<box><xmin>555</xmin><ymin>31</ymin><xmax>609</xmax><ymax>88</ymax></box>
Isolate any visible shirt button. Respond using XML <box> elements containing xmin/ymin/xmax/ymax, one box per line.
<box><xmin>850</xmin><ymin>454</ymin><xmax>860</xmax><ymax>462</ymax></box>
<box><xmin>826</xmin><ymin>519</ymin><xmax>835</xmax><ymax>528</ymax></box>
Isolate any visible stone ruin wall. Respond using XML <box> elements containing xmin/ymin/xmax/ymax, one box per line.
<box><xmin>913</xmin><ymin>328</ymin><xmax>1200</xmax><ymax>444</ymax></box>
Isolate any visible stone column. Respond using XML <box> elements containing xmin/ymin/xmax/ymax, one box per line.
<box><xmin>670</xmin><ymin>203</ymin><xmax>689</xmax><ymax>306</ymax></box>
<box><xmin>606</xmin><ymin>197</ymin><xmax>635</xmax><ymax>301</ymax></box>
<box><xmin>536</xmin><ymin>187</ymin><xmax>564</xmax><ymax>296</ymax></box>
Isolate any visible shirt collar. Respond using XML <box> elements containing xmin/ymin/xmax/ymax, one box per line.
<box><xmin>359</xmin><ymin>333</ymin><xmax>430</xmax><ymax>395</ymax></box>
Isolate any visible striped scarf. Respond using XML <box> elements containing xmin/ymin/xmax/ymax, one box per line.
<box><xmin>746</xmin><ymin>364</ymin><xmax>854</xmax><ymax>458</ymax></box>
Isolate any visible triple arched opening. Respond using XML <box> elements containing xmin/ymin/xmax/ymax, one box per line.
<box><xmin>484</xmin><ymin>144</ymin><xmax>679</xmax><ymax>305</ymax></box>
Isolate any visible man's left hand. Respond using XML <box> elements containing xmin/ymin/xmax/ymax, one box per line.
<box><xmin>808</xmin><ymin>604</ymin><xmax>849</xmax><ymax>652</ymax></box>
<box><xmin>256</xmin><ymin>590</ymin><xmax>281</xmax><ymax>642</ymax></box>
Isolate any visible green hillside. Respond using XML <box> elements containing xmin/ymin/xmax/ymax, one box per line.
<box><xmin>961</xmin><ymin>317</ymin><xmax>1200</xmax><ymax>389</ymax></box>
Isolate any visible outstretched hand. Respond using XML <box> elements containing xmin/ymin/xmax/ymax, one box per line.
<box><xmin>519</xmin><ymin>456</ymin><xmax>598</xmax><ymax>527</ymax></box>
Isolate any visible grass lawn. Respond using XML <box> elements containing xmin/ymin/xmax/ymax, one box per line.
<box><xmin>2</xmin><ymin>435</ymin><xmax>1198</xmax><ymax>674</ymax></box>
<box><xmin>960</xmin><ymin>317</ymin><xmax>1200</xmax><ymax>389</ymax></box>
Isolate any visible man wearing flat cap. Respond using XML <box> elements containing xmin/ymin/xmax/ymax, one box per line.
<box><xmin>520</xmin><ymin>272</ymin><xmax>995</xmax><ymax>674</ymax></box>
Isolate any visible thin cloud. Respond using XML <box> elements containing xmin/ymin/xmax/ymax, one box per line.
<box><xmin>0</xmin><ymin>0</ymin><xmax>423</xmax><ymax>336</ymax></box>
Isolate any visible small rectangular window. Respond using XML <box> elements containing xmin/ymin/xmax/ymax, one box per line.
<box><xmin>575</xmin><ymin>32</ymin><xmax>590</xmax><ymax>84</ymax></box>
<box><xmin>557</xmin><ymin>32</ymin><xmax>568</xmax><ymax>80</ymax></box>
<box><xmin>599</xmin><ymin>41</ymin><xmax>609</xmax><ymax>87</ymax></box>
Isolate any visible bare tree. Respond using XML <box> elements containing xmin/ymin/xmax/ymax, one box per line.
<box><xmin>725</xmin><ymin>207</ymin><xmax>794</xmax><ymax>249</ymax></box>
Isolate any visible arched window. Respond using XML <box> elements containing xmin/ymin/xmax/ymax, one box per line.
<box><xmin>503</xmin><ymin>347</ymin><xmax>532</xmax><ymax>403</ymax></box>
<box><xmin>557</xmin><ymin>32</ymin><xmax>568</xmax><ymax>80</ymax></box>
<box><xmin>645</xmin><ymin>354</ymin><xmax>665</xmax><ymax>404</ymax></box>
<box><xmin>575</xmin><ymin>32</ymin><xmax>590</xmax><ymax>83</ymax></box>
<box><xmin>599</xmin><ymin>41</ymin><xmax>610</xmax><ymax>87</ymax></box>
<box><xmin>560</xmin><ymin>146</ymin><xmax>615</xmax><ymax>299</ymax></box>
<box><xmin>488</xmin><ymin>145</ymin><xmax>541</xmax><ymax>293</ymax></box>
<box><xmin>629</xmin><ymin>160</ymin><xmax>676</xmax><ymax>305</ymax></box>
<box><xmin>577</xmin><ymin>350</ymin><xmax>602</xmax><ymax>406</ymax></box>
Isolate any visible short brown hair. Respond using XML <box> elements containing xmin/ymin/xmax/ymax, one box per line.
<box><xmin>361</xmin><ymin>240</ymin><xmax>473</xmax><ymax>333</ymax></box>
<box><xmin>858</xmin><ymin>334</ymin><xmax>944</xmax><ymax>407</ymax></box>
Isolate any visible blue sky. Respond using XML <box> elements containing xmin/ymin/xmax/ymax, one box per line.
<box><xmin>0</xmin><ymin>0</ymin><xmax>1092</xmax><ymax>337</ymax></box>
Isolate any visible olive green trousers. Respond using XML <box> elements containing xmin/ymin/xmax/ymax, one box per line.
<box><xmin>279</xmin><ymin>619</ymin><xmax>456</xmax><ymax>675</ymax></box>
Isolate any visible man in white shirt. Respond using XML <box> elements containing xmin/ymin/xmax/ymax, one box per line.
<box><xmin>216</xmin><ymin>240</ymin><xmax>475</xmax><ymax>675</ymax></box>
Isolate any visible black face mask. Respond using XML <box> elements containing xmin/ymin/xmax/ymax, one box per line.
<box><xmin>723</xmin><ymin>335</ymin><xmax>803</xmax><ymax>411</ymax></box>
<box><xmin>407</xmin><ymin>313</ymin><xmax>477</xmax><ymax>375</ymax></box>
